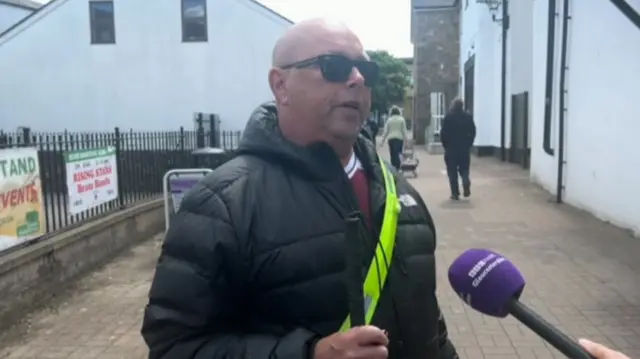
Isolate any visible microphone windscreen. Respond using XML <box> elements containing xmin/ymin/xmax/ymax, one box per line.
<box><xmin>448</xmin><ymin>248</ymin><xmax>526</xmax><ymax>317</ymax></box>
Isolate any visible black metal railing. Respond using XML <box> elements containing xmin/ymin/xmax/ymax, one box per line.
<box><xmin>0</xmin><ymin>125</ymin><xmax>242</xmax><ymax>254</ymax></box>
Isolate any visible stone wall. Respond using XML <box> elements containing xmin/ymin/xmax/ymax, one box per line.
<box><xmin>0</xmin><ymin>199</ymin><xmax>164</xmax><ymax>327</ymax></box>
<box><xmin>412</xmin><ymin>7</ymin><xmax>461</xmax><ymax>144</ymax></box>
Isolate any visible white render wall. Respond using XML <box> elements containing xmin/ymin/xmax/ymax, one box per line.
<box><xmin>508</xmin><ymin>0</ymin><xmax>533</xmax><ymax>146</ymax></box>
<box><xmin>467</xmin><ymin>0</ymin><xmax>640</xmax><ymax>234</ymax></box>
<box><xmin>460</xmin><ymin>1</ymin><xmax>507</xmax><ymax>148</ymax></box>
<box><xmin>0</xmin><ymin>0</ymin><xmax>291</xmax><ymax>132</ymax></box>
<box><xmin>530</xmin><ymin>0</ymin><xmax>640</xmax><ymax>233</ymax></box>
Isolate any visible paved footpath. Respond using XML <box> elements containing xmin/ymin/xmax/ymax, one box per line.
<box><xmin>1</xmin><ymin>149</ymin><xmax>640</xmax><ymax>359</ymax></box>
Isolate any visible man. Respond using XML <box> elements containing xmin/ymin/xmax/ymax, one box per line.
<box><xmin>440</xmin><ymin>98</ymin><xmax>476</xmax><ymax>200</ymax></box>
<box><xmin>141</xmin><ymin>18</ymin><xmax>458</xmax><ymax>359</ymax></box>
<box><xmin>580</xmin><ymin>339</ymin><xmax>631</xmax><ymax>359</ymax></box>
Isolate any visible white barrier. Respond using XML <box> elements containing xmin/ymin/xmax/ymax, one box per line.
<box><xmin>162</xmin><ymin>168</ymin><xmax>213</xmax><ymax>232</ymax></box>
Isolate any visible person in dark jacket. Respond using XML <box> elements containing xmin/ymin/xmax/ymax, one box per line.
<box><xmin>440</xmin><ymin>98</ymin><xmax>476</xmax><ymax>200</ymax></box>
<box><xmin>361</xmin><ymin>117</ymin><xmax>379</xmax><ymax>146</ymax></box>
<box><xmin>141</xmin><ymin>18</ymin><xmax>458</xmax><ymax>359</ymax></box>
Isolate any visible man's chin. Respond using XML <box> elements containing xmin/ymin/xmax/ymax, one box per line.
<box><xmin>332</xmin><ymin>132</ymin><xmax>360</xmax><ymax>142</ymax></box>
<box><xmin>329</xmin><ymin>124</ymin><xmax>362</xmax><ymax>141</ymax></box>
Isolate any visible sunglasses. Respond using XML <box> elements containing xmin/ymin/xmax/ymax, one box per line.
<box><xmin>280</xmin><ymin>54</ymin><xmax>379</xmax><ymax>87</ymax></box>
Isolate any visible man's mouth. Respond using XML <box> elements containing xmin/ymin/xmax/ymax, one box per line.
<box><xmin>339</xmin><ymin>101</ymin><xmax>360</xmax><ymax>111</ymax></box>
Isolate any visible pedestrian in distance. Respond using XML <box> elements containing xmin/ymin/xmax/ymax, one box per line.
<box><xmin>440</xmin><ymin>98</ymin><xmax>476</xmax><ymax>200</ymax></box>
<box><xmin>379</xmin><ymin>106</ymin><xmax>408</xmax><ymax>171</ymax></box>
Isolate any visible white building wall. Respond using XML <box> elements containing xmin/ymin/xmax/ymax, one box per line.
<box><xmin>490</xmin><ymin>16</ymin><xmax>506</xmax><ymax>149</ymax></box>
<box><xmin>530</xmin><ymin>0</ymin><xmax>640</xmax><ymax>234</ymax></box>
<box><xmin>460</xmin><ymin>1</ymin><xmax>479</xmax><ymax>65</ymax></box>
<box><xmin>465</xmin><ymin>0</ymin><xmax>640</xmax><ymax>234</ymax></box>
<box><xmin>530</xmin><ymin>0</ymin><xmax>560</xmax><ymax>190</ymax></box>
<box><xmin>460</xmin><ymin>2</ymin><xmax>489</xmax><ymax>147</ymax></box>
<box><xmin>0</xmin><ymin>0</ymin><xmax>291</xmax><ymax>132</ymax></box>
<box><xmin>0</xmin><ymin>3</ymin><xmax>32</xmax><ymax>33</ymax></box>
<box><xmin>562</xmin><ymin>1</ymin><xmax>640</xmax><ymax>233</ymax></box>
<box><xmin>460</xmin><ymin>1</ymin><xmax>511</xmax><ymax>149</ymax></box>
<box><xmin>508</xmin><ymin>0</ymin><xmax>533</xmax><ymax>95</ymax></box>
<box><xmin>508</xmin><ymin>0</ymin><xmax>533</xmax><ymax>145</ymax></box>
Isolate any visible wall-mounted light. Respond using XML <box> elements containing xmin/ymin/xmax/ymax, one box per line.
<box><xmin>476</xmin><ymin>0</ymin><xmax>503</xmax><ymax>24</ymax></box>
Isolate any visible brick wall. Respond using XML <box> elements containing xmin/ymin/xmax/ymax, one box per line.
<box><xmin>412</xmin><ymin>7</ymin><xmax>461</xmax><ymax>144</ymax></box>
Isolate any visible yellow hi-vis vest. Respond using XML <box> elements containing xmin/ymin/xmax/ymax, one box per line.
<box><xmin>339</xmin><ymin>158</ymin><xmax>401</xmax><ymax>332</ymax></box>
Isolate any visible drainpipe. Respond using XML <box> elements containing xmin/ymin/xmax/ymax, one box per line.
<box><xmin>542</xmin><ymin>0</ymin><xmax>557</xmax><ymax>156</ymax></box>
<box><xmin>499</xmin><ymin>0</ymin><xmax>509</xmax><ymax>161</ymax></box>
<box><xmin>556</xmin><ymin>0</ymin><xmax>570</xmax><ymax>203</ymax></box>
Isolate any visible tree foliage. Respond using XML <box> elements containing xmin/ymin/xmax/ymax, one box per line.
<box><xmin>366</xmin><ymin>50</ymin><xmax>411</xmax><ymax>114</ymax></box>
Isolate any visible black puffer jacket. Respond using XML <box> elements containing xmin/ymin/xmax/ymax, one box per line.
<box><xmin>440</xmin><ymin>111</ymin><xmax>476</xmax><ymax>150</ymax></box>
<box><xmin>141</xmin><ymin>102</ymin><xmax>458</xmax><ymax>359</ymax></box>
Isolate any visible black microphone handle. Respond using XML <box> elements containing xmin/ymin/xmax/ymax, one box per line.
<box><xmin>508</xmin><ymin>299</ymin><xmax>595</xmax><ymax>359</ymax></box>
<box><xmin>344</xmin><ymin>215</ymin><xmax>365</xmax><ymax>327</ymax></box>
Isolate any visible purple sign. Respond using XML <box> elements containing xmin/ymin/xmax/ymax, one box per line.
<box><xmin>168</xmin><ymin>176</ymin><xmax>202</xmax><ymax>211</ymax></box>
<box><xmin>163</xmin><ymin>169</ymin><xmax>213</xmax><ymax>232</ymax></box>
<box><xmin>169</xmin><ymin>178</ymin><xmax>200</xmax><ymax>193</ymax></box>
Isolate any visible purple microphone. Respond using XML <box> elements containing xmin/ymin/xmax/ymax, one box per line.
<box><xmin>448</xmin><ymin>249</ymin><xmax>594</xmax><ymax>359</ymax></box>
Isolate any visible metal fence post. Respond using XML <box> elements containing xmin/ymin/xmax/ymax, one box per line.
<box><xmin>21</xmin><ymin>127</ymin><xmax>31</xmax><ymax>146</ymax></box>
<box><xmin>207</xmin><ymin>114</ymin><xmax>215</xmax><ymax>147</ymax></box>
<box><xmin>114</xmin><ymin>127</ymin><xmax>125</xmax><ymax>209</ymax></box>
<box><xmin>214</xmin><ymin>114</ymin><xmax>221</xmax><ymax>148</ymax></box>
<box><xmin>178</xmin><ymin>126</ymin><xmax>186</xmax><ymax>167</ymax></box>
<box><xmin>195</xmin><ymin>113</ymin><xmax>204</xmax><ymax>148</ymax></box>
<box><xmin>179</xmin><ymin>126</ymin><xmax>185</xmax><ymax>151</ymax></box>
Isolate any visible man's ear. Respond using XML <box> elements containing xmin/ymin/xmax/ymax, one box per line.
<box><xmin>268</xmin><ymin>68</ymin><xmax>289</xmax><ymax>105</ymax></box>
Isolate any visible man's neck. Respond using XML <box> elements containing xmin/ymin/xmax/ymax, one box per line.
<box><xmin>279</xmin><ymin>123</ymin><xmax>355</xmax><ymax>166</ymax></box>
<box><xmin>333</xmin><ymin>142</ymin><xmax>354</xmax><ymax>167</ymax></box>
<box><xmin>278</xmin><ymin>111</ymin><xmax>356</xmax><ymax>166</ymax></box>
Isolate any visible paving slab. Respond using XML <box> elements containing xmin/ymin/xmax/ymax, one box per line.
<box><xmin>0</xmin><ymin>147</ymin><xmax>639</xmax><ymax>359</ymax></box>
<box><xmin>0</xmin><ymin>234</ymin><xmax>163</xmax><ymax>359</ymax></box>
<box><xmin>404</xmin><ymin>149</ymin><xmax>640</xmax><ymax>359</ymax></box>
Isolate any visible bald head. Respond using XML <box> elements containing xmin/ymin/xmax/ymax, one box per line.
<box><xmin>272</xmin><ymin>18</ymin><xmax>360</xmax><ymax>67</ymax></box>
<box><xmin>268</xmin><ymin>18</ymin><xmax>371</xmax><ymax>160</ymax></box>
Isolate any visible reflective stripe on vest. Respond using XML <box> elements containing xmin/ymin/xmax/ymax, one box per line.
<box><xmin>339</xmin><ymin>157</ymin><xmax>401</xmax><ymax>332</ymax></box>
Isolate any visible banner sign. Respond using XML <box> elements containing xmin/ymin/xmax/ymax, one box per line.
<box><xmin>65</xmin><ymin>147</ymin><xmax>119</xmax><ymax>215</ymax></box>
<box><xmin>0</xmin><ymin>147</ymin><xmax>46</xmax><ymax>252</ymax></box>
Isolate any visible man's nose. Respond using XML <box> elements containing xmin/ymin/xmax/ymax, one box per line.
<box><xmin>346</xmin><ymin>67</ymin><xmax>366</xmax><ymax>88</ymax></box>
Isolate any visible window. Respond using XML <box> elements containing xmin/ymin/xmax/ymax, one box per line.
<box><xmin>89</xmin><ymin>1</ymin><xmax>115</xmax><ymax>44</ymax></box>
<box><xmin>181</xmin><ymin>0</ymin><xmax>208</xmax><ymax>42</ymax></box>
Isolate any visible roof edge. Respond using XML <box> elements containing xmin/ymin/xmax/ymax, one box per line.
<box><xmin>248</xmin><ymin>0</ymin><xmax>294</xmax><ymax>24</ymax></box>
<box><xmin>412</xmin><ymin>0</ymin><xmax>460</xmax><ymax>10</ymax></box>
<box><xmin>0</xmin><ymin>0</ymin><xmax>293</xmax><ymax>41</ymax></box>
<box><xmin>0</xmin><ymin>0</ymin><xmax>41</xmax><ymax>11</ymax></box>
<box><xmin>0</xmin><ymin>0</ymin><xmax>56</xmax><ymax>40</ymax></box>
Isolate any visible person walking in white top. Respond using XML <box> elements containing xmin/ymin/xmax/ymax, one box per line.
<box><xmin>379</xmin><ymin>106</ymin><xmax>408</xmax><ymax>170</ymax></box>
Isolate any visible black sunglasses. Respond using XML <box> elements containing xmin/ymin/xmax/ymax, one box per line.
<box><xmin>280</xmin><ymin>54</ymin><xmax>379</xmax><ymax>87</ymax></box>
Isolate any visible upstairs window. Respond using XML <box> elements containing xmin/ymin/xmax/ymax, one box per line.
<box><xmin>89</xmin><ymin>1</ymin><xmax>116</xmax><ymax>44</ymax></box>
<box><xmin>182</xmin><ymin>0</ymin><xmax>208</xmax><ymax>42</ymax></box>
